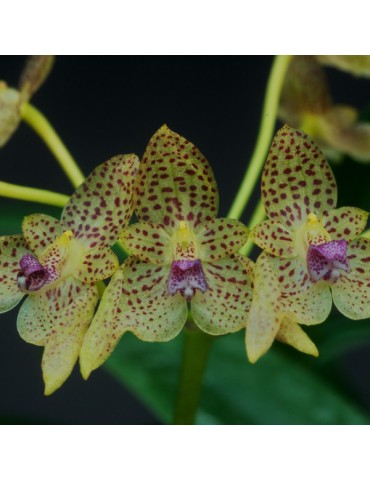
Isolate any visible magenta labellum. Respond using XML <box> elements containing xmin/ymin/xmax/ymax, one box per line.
<box><xmin>168</xmin><ymin>259</ymin><xmax>208</xmax><ymax>299</ymax></box>
<box><xmin>17</xmin><ymin>253</ymin><xmax>49</xmax><ymax>292</ymax></box>
<box><xmin>307</xmin><ymin>239</ymin><xmax>350</xmax><ymax>283</ymax></box>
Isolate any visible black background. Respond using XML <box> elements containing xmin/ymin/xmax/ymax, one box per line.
<box><xmin>1</xmin><ymin>56</ymin><xmax>370</xmax><ymax>424</ymax></box>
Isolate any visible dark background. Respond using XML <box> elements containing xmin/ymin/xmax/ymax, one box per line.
<box><xmin>1</xmin><ymin>56</ymin><xmax>370</xmax><ymax>424</ymax></box>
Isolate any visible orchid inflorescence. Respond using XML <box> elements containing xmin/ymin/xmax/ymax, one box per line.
<box><xmin>1</xmin><ymin>121</ymin><xmax>370</xmax><ymax>394</ymax></box>
<box><xmin>1</xmin><ymin>56</ymin><xmax>370</xmax><ymax>400</ymax></box>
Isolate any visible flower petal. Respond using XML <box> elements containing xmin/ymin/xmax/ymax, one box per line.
<box><xmin>38</xmin><ymin>230</ymin><xmax>73</xmax><ymax>285</ymax></box>
<box><xmin>279</xmin><ymin>55</ymin><xmax>331</xmax><ymax>124</ymax></box>
<box><xmin>75</xmin><ymin>244</ymin><xmax>119</xmax><ymax>283</ymax></box>
<box><xmin>122</xmin><ymin>222</ymin><xmax>171</xmax><ymax>264</ymax></box>
<box><xmin>119</xmin><ymin>258</ymin><xmax>188</xmax><ymax>341</ymax></box>
<box><xmin>18</xmin><ymin>55</ymin><xmax>54</xmax><ymax>98</ymax></box>
<box><xmin>276</xmin><ymin>318</ymin><xmax>318</xmax><ymax>357</ymax></box>
<box><xmin>245</xmin><ymin>254</ymin><xmax>282</xmax><ymax>363</ymax></box>
<box><xmin>191</xmin><ymin>254</ymin><xmax>253</xmax><ymax>335</ymax></box>
<box><xmin>195</xmin><ymin>218</ymin><xmax>249</xmax><ymax>262</ymax></box>
<box><xmin>22</xmin><ymin>213</ymin><xmax>62</xmax><ymax>256</ymax></box>
<box><xmin>323</xmin><ymin>207</ymin><xmax>368</xmax><ymax>241</ymax></box>
<box><xmin>0</xmin><ymin>235</ymin><xmax>28</xmax><ymax>312</ymax></box>
<box><xmin>17</xmin><ymin>278</ymin><xmax>94</xmax><ymax>347</ymax></box>
<box><xmin>262</xmin><ymin>125</ymin><xmax>337</xmax><ymax>228</ymax></box>
<box><xmin>61</xmin><ymin>154</ymin><xmax>139</xmax><ymax>250</ymax></box>
<box><xmin>80</xmin><ymin>268</ymin><xmax>124</xmax><ymax>379</ymax></box>
<box><xmin>332</xmin><ymin>275</ymin><xmax>370</xmax><ymax>320</ymax></box>
<box><xmin>250</xmin><ymin>219</ymin><xmax>295</xmax><ymax>257</ymax></box>
<box><xmin>17</xmin><ymin>292</ymin><xmax>53</xmax><ymax>346</ymax></box>
<box><xmin>80</xmin><ymin>258</ymin><xmax>188</xmax><ymax>378</ymax></box>
<box><xmin>74</xmin><ymin>245</ymin><xmax>119</xmax><ymax>284</ymax></box>
<box><xmin>42</xmin><ymin>282</ymin><xmax>98</xmax><ymax>395</ymax></box>
<box><xmin>316</xmin><ymin>55</ymin><xmax>370</xmax><ymax>78</ymax></box>
<box><xmin>246</xmin><ymin>253</ymin><xmax>331</xmax><ymax>363</ymax></box>
<box><xmin>314</xmin><ymin>106</ymin><xmax>370</xmax><ymax>163</ymax></box>
<box><xmin>135</xmin><ymin>125</ymin><xmax>219</xmax><ymax>229</ymax></box>
<box><xmin>269</xmin><ymin>256</ymin><xmax>332</xmax><ymax>326</ymax></box>
<box><xmin>0</xmin><ymin>86</ymin><xmax>21</xmax><ymax>147</ymax></box>
<box><xmin>342</xmin><ymin>237</ymin><xmax>370</xmax><ymax>281</ymax></box>
<box><xmin>331</xmin><ymin>237</ymin><xmax>370</xmax><ymax>319</ymax></box>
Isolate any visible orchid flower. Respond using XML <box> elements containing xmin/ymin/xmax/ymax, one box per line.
<box><xmin>248</xmin><ymin>125</ymin><xmax>370</xmax><ymax>362</ymax></box>
<box><xmin>279</xmin><ymin>55</ymin><xmax>370</xmax><ymax>163</ymax></box>
<box><xmin>0</xmin><ymin>56</ymin><xmax>54</xmax><ymax>147</ymax></box>
<box><xmin>0</xmin><ymin>154</ymin><xmax>138</xmax><ymax>394</ymax></box>
<box><xmin>80</xmin><ymin>125</ymin><xmax>253</xmax><ymax>378</ymax></box>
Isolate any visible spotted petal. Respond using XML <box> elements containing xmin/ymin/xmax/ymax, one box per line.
<box><xmin>276</xmin><ymin>318</ymin><xmax>318</xmax><ymax>357</ymax></box>
<box><xmin>270</xmin><ymin>256</ymin><xmax>332</xmax><ymax>326</ymax></box>
<box><xmin>0</xmin><ymin>86</ymin><xmax>21</xmax><ymax>147</ymax></box>
<box><xmin>42</xmin><ymin>282</ymin><xmax>98</xmax><ymax>395</ymax></box>
<box><xmin>246</xmin><ymin>254</ymin><xmax>282</xmax><ymax>363</ymax></box>
<box><xmin>0</xmin><ymin>235</ymin><xmax>28</xmax><ymax>312</ymax></box>
<box><xmin>118</xmin><ymin>258</ymin><xmax>188</xmax><ymax>341</ymax></box>
<box><xmin>17</xmin><ymin>291</ymin><xmax>53</xmax><ymax>346</ymax></box>
<box><xmin>17</xmin><ymin>278</ymin><xmax>91</xmax><ymax>346</ymax></box>
<box><xmin>22</xmin><ymin>214</ymin><xmax>62</xmax><ymax>256</ymax></box>
<box><xmin>191</xmin><ymin>254</ymin><xmax>253</xmax><ymax>335</ymax></box>
<box><xmin>262</xmin><ymin>125</ymin><xmax>337</xmax><ymax>229</ymax></box>
<box><xmin>75</xmin><ymin>244</ymin><xmax>119</xmax><ymax>284</ymax></box>
<box><xmin>80</xmin><ymin>268</ymin><xmax>124</xmax><ymax>379</ymax></box>
<box><xmin>331</xmin><ymin>237</ymin><xmax>370</xmax><ymax>319</ymax></box>
<box><xmin>195</xmin><ymin>218</ymin><xmax>249</xmax><ymax>262</ymax></box>
<box><xmin>61</xmin><ymin>154</ymin><xmax>139</xmax><ymax>250</ymax></box>
<box><xmin>250</xmin><ymin>219</ymin><xmax>295</xmax><ymax>257</ymax></box>
<box><xmin>122</xmin><ymin>222</ymin><xmax>171</xmax><ymax>264</ymax></box>
<box><xmin>81</xmin><ymin>257</ymin><xmax>188</xmax><ymax>378</ymax></box>
<box><xmin>135</xmin><ymin>125</ymin><xmax>219</xmax><ymax>229</ymax></box>
<box><xmin>323</xmin><ymin>207</ymin><xmax>368</xmax><ymax>241</ymax></box>
<box><xmin>246</xmin><ymin>253</ymin><xmax>330</xmax><ymax>363</ymax></box>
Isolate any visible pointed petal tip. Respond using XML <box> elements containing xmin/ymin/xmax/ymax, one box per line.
<box><xmin>80</xmin><ymin>364</ymin><xmax>92</xmax><ymax>381</ymax></box>
<box><xmin>43</xmin><ymin>379</ymin><xmax>59</xmax><ymax>396</ymax></box>
<box><xmin>79</xmin><ymin>353</ymin><xmax>95</xmax><ymax>380</ymax></box>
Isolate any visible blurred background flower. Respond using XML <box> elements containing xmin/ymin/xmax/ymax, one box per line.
<box><xmin>279</xmin><ymin>55</ymin><xmax>370</xmax><ymax>163</ymax></box>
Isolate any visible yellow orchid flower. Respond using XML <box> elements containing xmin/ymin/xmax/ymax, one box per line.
<box><xmin>248</xmin><ymin>125</ymin><xmax>370</xmax><ymax>362</ymax></box>
<box><xmin>80</xmin><ymin>125</ymin><xmax>253</xmax><ymax>378</ymax></box>
<box><xmin>0</xmin><ymin>154</ymin><xmax>139</xmax><ymax>394</ymax></box>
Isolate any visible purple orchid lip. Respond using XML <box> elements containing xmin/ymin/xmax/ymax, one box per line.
<box><xmin>17</xmin><ymin>253</ymin><xmax>48</xmax><ymax>292</ymax></box>
<box><xmin>307</xmin><ymin>239</ymin><xmax>350</xmax><ymax>283</ymax></box>
<box><xmin>168</xmin><ymin>259</ymin><xmax>208</xmax><ymax>299</ymax></box>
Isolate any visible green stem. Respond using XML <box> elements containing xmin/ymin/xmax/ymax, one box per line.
<box><xmin>0</xmin><ymin>181</ymin><xmax>69</xmax><ymax>207</ymax></box>
<box><xmin>362</xmin><ymin>229</ymin><xmax>370</xmax><ymax>239</ymax></box>
<box><xmin>21</xmin><ymin>102</ymin><xmax>85</xmax><ymax>189</ymax></box>
<box><xmin>20</xmin><ymin>103</ymin><xmax>129</xmax><ymax>257</ymax></box>
<box><xmin>173</xmin><ymin>325</ymin><xmax>213</xmax><ymax>424</ymax></box>
<box><xmin>227</xmin><ymin>55</ymin><xmax>292</xmax><ymax>220</ymax></box>
<box><xmin>240</xmin><ymin>198</ymin><xmax>266</xmax><ymax>256</ymax></box>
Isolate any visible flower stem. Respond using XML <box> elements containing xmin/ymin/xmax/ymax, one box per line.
<box><xmin>227</xmin><ymin>55</ymin><xmax>292</xmax><ymax>220</ymax></box>
<box><xmin>173</xmin><ymin>325</ymin><xmax>213</xmax><ymax>425</ymax></box>
<box><xmin>0</xmin><ymin>181</ymin><xmax>69</xmax><ymax>207</ymax></box>
<box><xmin>21</xmin><ymin>102</ymin><xmax>85</xmax><ymax>189</ymax></box>
<box><xmin>240</xmin><ymin>198</ymin><xmax>266</xmax><ymax>256</ymax></box>
<box><xmin>20</xmin><ymin>103</ymin><xmax>129</xmax><ymax>257</ymax></box>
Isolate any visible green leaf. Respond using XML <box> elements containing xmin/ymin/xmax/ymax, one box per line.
<box><xmin>104</xmin><ymin>330</ymin><xmax>370</xmax><ymax>424</ymax></box>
